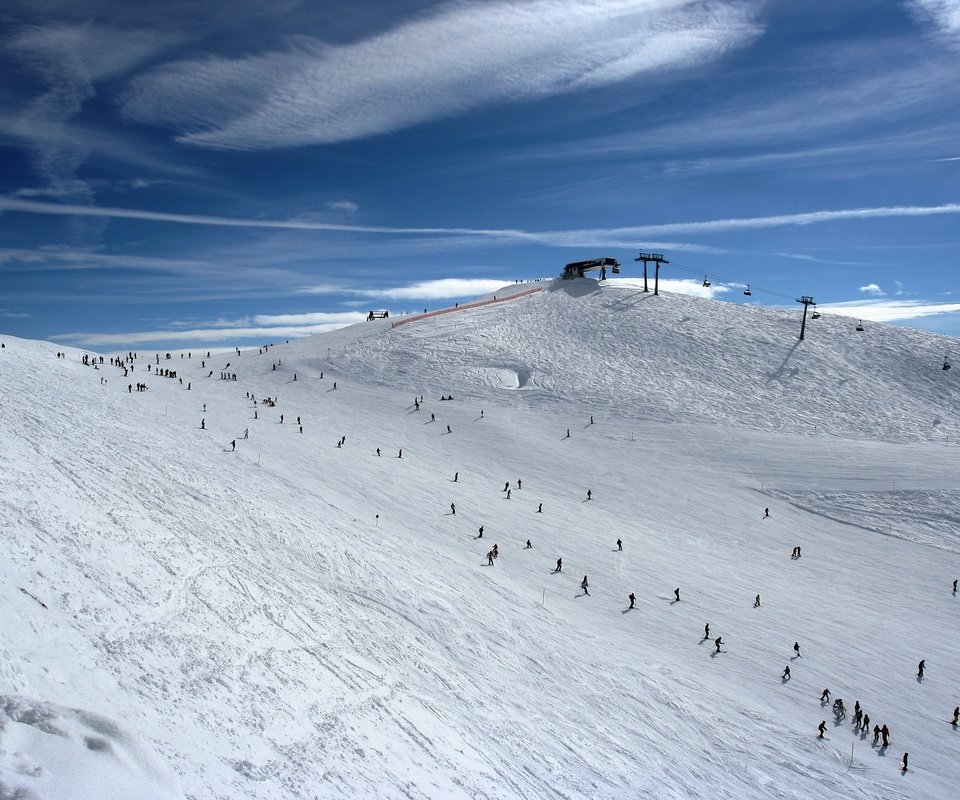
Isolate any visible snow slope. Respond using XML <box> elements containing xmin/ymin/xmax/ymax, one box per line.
<box><xmin>2</xmin><ymin>279</ymin><xmax>959</xmax><ymax>799</ymax></box>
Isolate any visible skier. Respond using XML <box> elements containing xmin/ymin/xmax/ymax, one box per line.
<box><xmin>580</xmin><ymin>576</ymin><xmax>589</xmax><ymax>596</ymax></box>
<box><xmin>617</xmin><ymin>538</ymin><xmax>623</xmax><ymax>551</ymax></box>
<box><xmin>454</xmin><ymin>472</ymin><xmax>458</xmax><ymax>482</ymax></box>
<box><xmin>431</xmin><ymin>413</ymin><xmax>436</xmax><ymax>422</ymax></box>
<box><xmin>901</xmin><ymin>753</ymin><xmax>908</xmax><ymax>773</ymax></box>
<box><xmin>586</xmin><ymin>489</ymin><xmax>592</xmax><ymax>500</ymax></box>
<box><xmin>297</xmin><ymin>416</ymin><xmax>301</xmax><ymax>425</ymax></box>
<box><xmin>764</xmin><ymin>507</ymin><xmax>769</xmax><ymax>517</ymax></box>
<box><xmin>628</xmin><ymin>592</ymin><xmax>635</xmax><ymax>609</ymax></box>
<box><xmin>487</xmin><ymin>550</ymin><xmax>495</xmax><ymax>566</ymax></box>
<box><xmin>872</xmin><ymin>725</ymin><xmax>881</xmax><ymax>745</ymax></box>
<box><xmin>525</xmin><ymin>539</ymin><xmax>532</xmax><ymax>549</ymax></box>
<box><xmin>714</xmin><ymin>636</ymin><xmax>723</xmax><ymax>653</ymax></box>
<box><xmin>244</xmin><ymin>428</ymin><xmax>249</xmax><ymax>439</ymax></box>
<box><xmin>674</xmin><ymin>587</ymin><xmax>680</xmax><ymax>602</ymax></box>
<box><xmin>517</xmin><ymin>479</ymin><xmax>522</xmax><ymax>489</ymax></box>
<box><xmin>952</xmin><ymin>707</ymin><xmax>959</xmax><ymax>726</ymax></box>
<box><xmin>537</xmin><ymin>503</ymin><xmax>543</xmax><ymax>513</ymax></box>
<box><xmin>953</xmin><ymin>578</ymin><xmax>957</xmax><ymax>592</ymax></box>
<box><xmin>782</xmin><ymin>666</ymin><xmax>791</xmax><ymax>680</ymax></box>
<box><xmin>231</xmin><ymin>440</ymin><xmax>236</xmax><ymax>451</ymax></box>
<box><xmin>853</xmin><ymin>707</ymin><xmax>863</xmax><ymax>729</ymax></box>
<box><xmin>704</xmin><ymin>623</ymin><xmax>710</xmax><ymax>639</ymax></box>
<box><xmin>280</xmin><ymin>414</ymin><xmax>284</xmax><ymax>423</ymax></box>
<box><xmin>820</xmin><ymin>688</ymin><xmax>831</xmax><ymax>703</ymax></box>
<box><xmin>201</xmin><ymin>418</ymin><xmax>205</xmax><ymax>430</ymax></box>
<box><xmin>376</xmin><ymin>448</ymin><xmax>381</xmax><ymax>456</ymax></box>
<box><xmin>506</xmin><ymin>489</ymin><xmax>511</xmax><ymax>499</ymax></box>
<box><xmin>754</xmin><ymin>594</ymin><xmax>761</xmax><ymax>607</ymax></box>
<box><xmin>590</xmin><ymin>416</ymin><xmax>594</xmax><ymax>425</ymax></box>
<box><xmin>881</xmin><ymin>724</ymin><xmax>889</xmax><ymax>746</ymax></box>
<box><xmin>446</xmin><ymin>425</ymin><xmax>451</xmax><ymax>433</ymax></box>
<box><xmin>793</xmin><ymin>641</ymin><xmax>801</xmax><ymax>657</ymax></box>
<box><xmin>503</xmin><ymin>482</ymin><xmax>510</xmax><ymax>492</ymax></box>
<box><xmin>817</xmin><ymin>721</ymin><xmax>827</xmax><ymax>738</ymax></box>
<box><xmin>203</xmin><ymin>403</ymin><xmax>207</xmax><ymax>412</ymax></box>
<box><xmin>398</xmin><ymin>449</ymin><xmax>403</xmax><ymax>458</ymax></box>
<box><xmin>478</xmin><ymin>526</ymin><xmax>484</xmax><ymax>538</ymax></box>
<box><xmin>492</xmin><ymin>544</ymin><xmax>498</xmax><ymax>559</ymax></box>
<box><xmin>917</xmin><ymin>659</ymin><xmax>925</xmax><ymax>678</ymax></box>
<box><xmin>555</xmin><ymin>558</ymin><xmax>562</xmax><ymax>573</ymax></box>
<box><xmin>565</xmin><ymin>429</ymin><xmax>570</xmax><ymax>438</ymax></box>
<box><xmin>450</xmin><ymin>503</ymin><xmax>456</xmax><ymax>515</ymax></box>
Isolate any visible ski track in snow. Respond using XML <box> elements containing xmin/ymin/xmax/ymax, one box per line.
<box><xmin>1</xmin><ymin>280</ymin><xmax>959</xmax><ymax>799</ymax></box>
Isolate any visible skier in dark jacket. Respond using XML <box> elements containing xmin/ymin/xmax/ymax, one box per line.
<box><xmin>580</xmin><ymin>576</ymin><xmax>589</xmax><ymax>595</ymax></box>
<box><xmin>714</xmin><ymin>636</ymin><xmax>723</xmax><ymax>653</ymax></box>
<box><xmin>555</xmin><ymin>558</ymin><xmax>562</xmax><ymax>573</ymax></box>
<box><xmin>817</xmin><ymin>721</ymin><xmax>826</xmax><ymax>738</ymax></box>
<box><xmin>628</xmin><ymin>592</ymin><xmax>635</xmax><ymax>609</ymax></box>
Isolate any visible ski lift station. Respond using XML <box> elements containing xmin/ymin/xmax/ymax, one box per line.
<box><xmin>562</xmin><ymin>257</ymin><xmax>620</xmax><ymax>279</ymax></box>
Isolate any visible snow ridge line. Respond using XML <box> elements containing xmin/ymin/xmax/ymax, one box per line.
<box><xmin>390</xmin><ymin>286</ymin><xmax>543</xmax><ymax>328</ymax></box>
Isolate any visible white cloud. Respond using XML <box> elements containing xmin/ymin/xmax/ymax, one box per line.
<box><xmin>122</xmin><ymin>0</ymin><xmax>762</xmax><ymax>149</ymax></box>
<box><xmin>907</xmin><ymin>1</ymin><xmax>960</xmax><ymax>41</ymax></box>
<box><xmin>325</xmin><ymin>200</ymin><xmax>358</xmax><ymax>213</ymax></box>
<box><xmin>608</xmin><ymin>276</ymin><xmax>730</xmax><ymax>299</ymax></box>
<box><xmin>5</xmin><ymin>195</ymin><xmax>960</xmax><ymax>243</ymax></box>
<box><xmin>353</xmin><ymin>278</ymin><xmax>512</xmax><ymax>301</ymax></box>
<box><xmin>819</xmin><ymin>298</ymin><xmax>960</xmax><ymax>322</ymax></box>
<box><xmin>859</xmin><ymin>283</ymin><xmax>885</xmax><ymax>296</ymax></box>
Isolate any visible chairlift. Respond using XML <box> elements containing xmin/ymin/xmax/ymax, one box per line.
<box><xmin>943</xmin><ymin>356</ymin><xmax>951</xmax><ymax>371</ymax></box>
<box><xmin>743</xmin><ymin>285</ymin><xmax>752</xmax><ymax>296</ymax></box>
<box><xmin>856</xmin><ymin>319</ymin><xmax>864</xmax><ymax>332</ymax></box>
<box><xmin>702</xmin><ymin>275</ymin><xmax>711</xmax><ymax>288</ymax></box>
<box><xmin>811</xmin><ymin>308</ymin><xmax>820</xmax><ymax>320</ymax></box>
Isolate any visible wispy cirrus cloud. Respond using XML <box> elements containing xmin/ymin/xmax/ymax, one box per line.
<box><xmin>819</xmin><ymin>298</ymin><xmax>960</xmax><ymax>322</ymax></box>
<box><xmin>907</xmin><ymin>1</ymin><xmax>960</xmax><ymax>42</ymax></box>
<box><xmin>608</xmin><ymin>276</ymin><xmax>731</xmax><ymax>299</ymax></box>
<box><xmin>5</xmin><ymin>195</ymin><xmax>960</xmax><ymax>242</ymax></box>
<box><xmin>122</xmin><ymin>0</ymin><xmax>763</xmax><ymax>150</ymax></box>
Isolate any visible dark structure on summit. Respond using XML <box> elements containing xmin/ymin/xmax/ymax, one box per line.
<box><xmin>562</xmin><ymin>257</ymin><xmax>620</xmax><ymax>280</ymax></box>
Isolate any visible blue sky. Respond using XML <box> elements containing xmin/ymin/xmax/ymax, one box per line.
<box><xmin>2</xmin><ymin>0</ymin><xmax>960</xmax><ymax>349</ymax></box>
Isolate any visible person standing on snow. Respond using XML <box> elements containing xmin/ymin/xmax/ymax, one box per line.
<box><xmin>450</xmin><ymin>503</ymin><xmax>456</xmax><ymax>515</ymax></box>
<box><xmin>714</xmin><ymin>637</ymin><xmax>723</xmax><ymax>653</ymax></box>
<box><xmin>628</xmin><ymin>592</ymin><xmax>635</xmax><ymax>609</ymax></box>
<box><xmin>616</xmin><ymin>538</ymin><xmax>623</xmax><ymax>551</ymax></box>
<box><xmin>555</xmin><ymin>558</ymin><xmax>562</xmax><ymax>573</ymax></box>
<box><xmin>580</xmin><ymin>576</ymin><xmax>589</xmax><ymax>595</ymax></box>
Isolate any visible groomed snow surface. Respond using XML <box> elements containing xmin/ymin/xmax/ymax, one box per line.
<box><xmin>2</xmin><ymin>278</ymin><xmax>959</xmax><ymax>799</ymax></box>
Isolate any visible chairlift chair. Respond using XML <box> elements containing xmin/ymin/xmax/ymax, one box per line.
<box><xmin>811</xmin><ymin>308</ymin><xmax>820</xmax><ymax>319</ymax></box>
<box><xmin>856</xmin><ymin>319</ymin><xmax>864</xmax><ymax>332</ymax></box>
<box><xmin>743</xmin><ymin>285</ymin><xmax>752</xmax><ymax>296</ymax></box>
<box><xmin>702</xmin><ymin>275</ymin><xmax>711</xmax><ymax>288</ymax></box>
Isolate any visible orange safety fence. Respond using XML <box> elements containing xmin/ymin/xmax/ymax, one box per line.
<box><xmin>390</xmin><ymin>286</ymin><xmax>543</xmax><ymax>329</ymax></box>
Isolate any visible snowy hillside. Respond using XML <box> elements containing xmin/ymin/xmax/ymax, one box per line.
<box><xmin>2</xmin><ymin>278</ymin><xmax>959</xmax><ymax>800</ymax></box>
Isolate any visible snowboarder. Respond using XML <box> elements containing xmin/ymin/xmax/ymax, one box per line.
<box><xmin>450</xmin><ymin>503</ymin><xmax>456</xmax><ymax>515</ymax></box>
<box><xmin>764</xmin><ymin>507</ymin><xmax>769</xmax><ymax>517</ymax></box>
<box><xmin>446</xmin><ymin>424</ymin><xmax>452</xmax><ymax>433</ymax></box>
<box><xmin>782</xmin><ymin>666</ymin><xmax>791</xmax><ymax>680</ymax></box>
<box><xmin>580</xmin><ymin>576</ymin><xmax>589</xmax><ymax>595</ymax></box>
<box><xmin>231</xmin><ymin>440</ymin><xmax>236</xmax><ymax>451</ymax></box>
<box><xmin>820</xmin><ymin>688</ymin><xmax>831</xmax><ymax>703</ymax></box>
<box><xmin>590</xmin><ymin>416</ymin><xmax>594</xmax><ymax>425</ymax></box>
<box><xmin>917</xmin><ymin>659</ymin><xmax>925</xmax><ymax>678</ymax></box>
<box><xmin>478</xmin><ymin>526</ymin><xmax>484</xmax><ymax>538</ymax></box>
<box><xmin>616</xmin><ymin>538</ymin><xmax>623</xmax><ymax>551</ymax></box>
<box><xmin>952</xmin><ymin>707</ymin><xmax>959</xmax><ymax>726</ymax></box>
<box><xmin>793</xmin><ymin>641</ymin><xmax>801</xmax><ymax>657</ymax></box>
<box><xmin>674</xmin><ymin>587</ymin><xmax>680</xmax><ymax>602</ymax></box>
<box><xmin>817</xmin><ymin>721</ymin><xmax>826</xmax><ymax>738</ymax></box>
<box><xmin>537</xmin><ymin>503</ymin><xmax>543</xmax><ymax>513</ymax></box>
<box><xmin>555</xmin><ymin>558</ymin><xmax>562</xmax><ymax>573</ymax></box>
<box><xmin>714</xmin><ymin>637</ymin><xmax>723</xmax><ymax>653</ymax></box>
<box><xmin>628</xmin><ymin>592</ymin><xmax>635</xmax><ymax>609</ymax></box>
<box><xmin>754</xmin><ymin>594</ymin><xmax>761</xmax><ymax>607</ymax></box>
